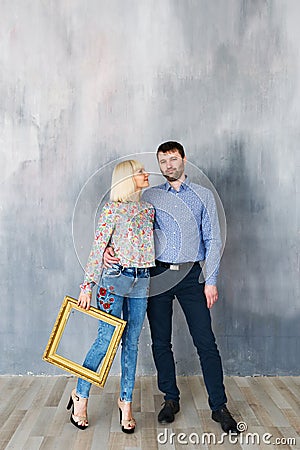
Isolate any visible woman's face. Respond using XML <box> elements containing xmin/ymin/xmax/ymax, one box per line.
<box><xmin>133</xmin><ymin>167</ymin><xmax>149</xmax><ymax>190</ymax></box>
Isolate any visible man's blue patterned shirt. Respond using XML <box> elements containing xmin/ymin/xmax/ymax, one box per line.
<box><xmin>142</xmin><ymin>176</ymin><xmax>222</xmax><ymax>285</ymax></box>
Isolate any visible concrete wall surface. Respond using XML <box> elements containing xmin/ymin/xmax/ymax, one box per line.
<box><xmin>1</xmin><ymin>0</ymin><xmax>299</xmax><ymax>376</ymax></box>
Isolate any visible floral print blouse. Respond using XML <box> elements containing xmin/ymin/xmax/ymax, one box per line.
<box><xmin>80</xmin><ymin>200</ymin><xmax>155</xmax><ymax>294</ymax></box>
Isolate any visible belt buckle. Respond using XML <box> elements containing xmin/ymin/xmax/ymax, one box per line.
<box><xmin>169</xmin><ymin>264</ymin><xmax>180</xmax><ymax>271</ymax></box>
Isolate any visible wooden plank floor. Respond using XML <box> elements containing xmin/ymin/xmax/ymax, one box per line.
<box><xmin>0</xmin><ymin>375</ymin><xmax>299</xmax><ymax>449</ymax></box>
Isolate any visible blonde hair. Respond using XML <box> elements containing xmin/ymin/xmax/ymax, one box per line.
<box><xmin>110</xmin><ymin>159</ymin><xmax>144</xmax><ymax>202</ymax></box>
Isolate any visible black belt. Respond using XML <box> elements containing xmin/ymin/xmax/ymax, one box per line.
<box><xmin>155</xmin><ymin>260</ymin><xmax>199</xmax><ymax>271</ymax></box>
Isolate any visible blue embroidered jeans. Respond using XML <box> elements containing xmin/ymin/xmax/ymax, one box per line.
<box><xmin>76</xmin><ymin>264</ymin><xmax>149</xmax><ymax>402</ymax></box>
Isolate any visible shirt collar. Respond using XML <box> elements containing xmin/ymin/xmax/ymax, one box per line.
<box><xmin>163</xmin><ymin>175</ymin><xmax>190</xmax><ymax>192</ymax></box>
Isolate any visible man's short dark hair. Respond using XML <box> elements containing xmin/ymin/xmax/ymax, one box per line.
<box><xmin>156</xmin><ymin>141</ymin><xmax>185</xmax><ymax>159</ymax></box>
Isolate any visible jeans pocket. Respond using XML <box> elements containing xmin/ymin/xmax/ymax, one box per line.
<box><xmin>103</xmin><ymin>264</ymin><xmax>122</xmax><ymax>278</ymax></box>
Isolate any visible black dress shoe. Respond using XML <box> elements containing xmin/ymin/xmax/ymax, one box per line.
<box><xmin>158</xmin><ymin>400</ymin><xmax>180</xmax><ymax>423</ymax></box>
<box><xmin>211</xmin><ymin>406</ymin><xmax>239</xmax><ymax>433</ymax></box>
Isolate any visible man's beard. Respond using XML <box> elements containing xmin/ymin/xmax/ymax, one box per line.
<box><xmin>165</xmin><ymin>174</ymin><xmax>179</xmax><ymax>182</ymax></box>
<box><xmin>163</xmin><ymin>168</ymin><xmax>184</xmax><ymax>182</ymax></box>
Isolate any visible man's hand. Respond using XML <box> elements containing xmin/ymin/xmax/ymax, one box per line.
<box><xmin>103</xmin><ymin>247</ymin><xmax>119</xmax><ymax>268</ymax></box>
<box><xmin>204</xmin><ymin>285</ymin><xmax>218</xmax><ymax>309</ymax></box>
<box><xmin>77</xmin><ymin>291</ymin><xmax>92</xmax><ymax>310</ymax></box>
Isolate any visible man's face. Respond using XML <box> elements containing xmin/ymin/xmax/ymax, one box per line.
<box><xmin>157</xmin><ymin>150</ymin><xmax>186</xmax><ymax>182</ymax></box>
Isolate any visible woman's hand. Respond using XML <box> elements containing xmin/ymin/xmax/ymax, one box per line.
<box><xmin>77</xmin><ymin>291</ymin><xmax>92</xmax><ymax>310</ymax></box>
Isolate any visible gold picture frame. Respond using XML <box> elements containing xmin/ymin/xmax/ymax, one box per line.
<box><xmin>43</xmin><ymin>296</ymin><xmax>126</xmax><ymax>388</ymax></box>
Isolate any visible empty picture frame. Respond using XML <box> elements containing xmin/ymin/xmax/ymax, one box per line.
<box><xmin>43</xmin><ymin>295</ymin><xmax>126</xmax><ymax>387</ymax></box>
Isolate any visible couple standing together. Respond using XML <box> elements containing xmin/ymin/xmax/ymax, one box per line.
<box><xmin>67</xmin><ymin>141</ymin><xmax>239</xmax><ymax>434</ymax></box>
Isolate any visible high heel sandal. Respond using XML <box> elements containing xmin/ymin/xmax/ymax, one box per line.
<box><xmin>66</xmin><ymin>389</ymin><xmax>89</xmax><ymax>430</ymax></box>
<box><xmin>118</xmin><ymin>398</ymin><xmax>136</xmax><ymax>434</ymax></box>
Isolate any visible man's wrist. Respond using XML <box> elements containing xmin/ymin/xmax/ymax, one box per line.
<box><xmin>205</xmin><ymin>277</ymin><xmax>217</xmax><ymax>286</ymax></box>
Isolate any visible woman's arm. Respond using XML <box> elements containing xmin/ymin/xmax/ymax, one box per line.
<box><xmin>79</xmin><ymin>203</ymin><xmax>115</xmax><ymax>303</ymax></box>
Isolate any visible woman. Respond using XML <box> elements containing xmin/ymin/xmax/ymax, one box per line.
<box><xmin>67</xmin><ymin>160</ymin><xmax>155</xmax><ymax>432</ymax></box>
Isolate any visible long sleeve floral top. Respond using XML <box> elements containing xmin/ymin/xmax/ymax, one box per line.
<box><xmin>80</xmin><ymin>200</ymin><xmax>155</xmax><ymax>294</ymax></box>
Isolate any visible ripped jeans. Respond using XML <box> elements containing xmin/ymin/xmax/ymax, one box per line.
<box><xmin>76</xmin><ymin>264</ymin><xmax>149</xmax><ymax>402</ymax></box>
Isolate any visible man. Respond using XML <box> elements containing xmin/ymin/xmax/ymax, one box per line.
<box><xmin>104</xmin><ymin>141</ymin><xmax>239</xmax><ymax>433</ymax></box>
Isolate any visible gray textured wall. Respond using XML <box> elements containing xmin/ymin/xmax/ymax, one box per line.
<box><xmin>1</xmin><ymin>0</ymin><xmax>299</xmax><ymax>376</ymax></box>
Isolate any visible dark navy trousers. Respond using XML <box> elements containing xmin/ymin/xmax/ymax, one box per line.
<box><xmin>147</xmin><ymin>263</ymin><xmax>227</xmax><ymax>411</ymax></box>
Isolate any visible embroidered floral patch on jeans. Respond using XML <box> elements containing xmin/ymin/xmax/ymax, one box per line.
<box><xmin>97</xmin><ymin>286</ymin><xmax>115</xmax><ymax>312</ymax></box>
